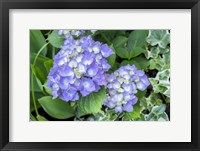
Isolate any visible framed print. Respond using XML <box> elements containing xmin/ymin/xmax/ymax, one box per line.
<box><xmin>0</xmin><ymin>0</ymin><xmax>200</xmax><ymax>151</ymax></box>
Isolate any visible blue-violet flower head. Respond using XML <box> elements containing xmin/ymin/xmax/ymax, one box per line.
<box><xmin>104</xmin><ymin>64</ymin><xmax>150</xmax><ymax>113</ymax></box>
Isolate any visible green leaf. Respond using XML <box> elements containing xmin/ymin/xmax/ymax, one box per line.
<box><xmin>144</xmin><ymin>104</ymin><xmax>168</xmax><ymax>121</ymax></box>
<box><xmin>145</xmin><ymin>46</ymin><xmax>170</xmax><ymax>59</ymax></box>
<box><xmin>150</xmin><ymin>69</ymin><xmax>170</xmax><ymax>98</ymax></box>
<box><xmin>120</xmin><ymin>60</ymin><xmax>141</xmax><ymax>69</ymax></box>
<box><xmin>106</xmin><ymin>45</ymin><xmax>116</xmax><ymax>68</ymax></box>
<box><xmin>120</xmin><ymin>56</ymin><xmax>149</xmax><ymax>70</ymax></box>
<box><xmin>31</xmin><ymin>65</ymin><xmax>44</xmax><ymax>91</ymax></box>
<box><xmin>30</xmin><ymin>71</ymin><xmax>42</xmax><ymax>92</ymax></box>
<box><xmin>149</xmin><ymin>57</ymin><xmax>164</xmax><ymax>70</ymax></box>
<box><xmin>30</xmin><ymin>52</ymin><xmax>51</xmax><ymax>92</ymax></box>
<box><xmin>146</xmin><ymin>30</ymin><xmax>170</xmax><ymax>49</ymax></box>
<box><xmin>44</xmin><ymin>60</ymin><xmax>53</xmax><ymax>73</ymax></box>
<box><xmin>124</xmin><ymin>102</ymin><xmax>141</xmax><ymax>120</ymax></box>
<box><xmin>106</xmin><ymin>53</ymin><xmax>116</xmax><ymax>68</ymax></box>
<box><xmin>30</xmin><ymin>30</ymin><xmax>47</xmax><ymax>56</ymax></box>
<box><xmin>48</xmin><ymin>30</ymin><xmax>65</xmax><ymax>48</ymax></box>
<box><xmin>140</xmin><ymin>92</ymin><xmax>163</xmax><ymax>111</ymax></box>
<box><xmin>30</xmin><ymin>114</ymin><xmax>37</xmax><ymax>121</ymax></box>
<box><xmin>127</xmin><ymin>30</ymin><xmax>148</xmax><ymax>58</ymax></box>
<box><xmin>38</xmin><ymin>96</ymin><xmax>75</xmax><ymax>119</ymax></box>
<box><xmin>36</xmin><ymin>115</ymin><xmax>48</xmax><ymax>121</ymax></box>
<box><xmin>31</xmin><ymin>65</ymin><xmax>46</xmax><ymax>84</ymax></box>
<box><xmin>112</xmin><ymin>36</ymin><xmax>128</xmax><ymax>48</ymax></box>
<box><xmin>43</xmin><ymin>81</ymin><xmax>52</xmax><ymax>95</ymax></box>
<box><xmin>158</xmin><ymin>112</ymin><xmax>169</xmax><ymax>121</ymax></box>
<box><xmin>127</xmin><ymin>30</ymin><xmax>148</xmax><ymax>50</ymax></box>
<box><xmin>107</xmin><ymin>62</ymin><xmax>120</xmax><ymax>74</ymax></box>
<box><xmin>155</xmin><ymin>69</ymin><xmax>170</xmax><ymax>82</ymax></box>
<box><xmin>136</xmin><ymin>90</ymin><xmax>147</xmax><ymax>99</ymax></box>
<box><xmin>148</xmin><ymin>52</ymin><xmax>169</xmax><ymax>71</ymax></box>
<box><xmin>145</xmin><ymin>46</ymin><xmax>160</xmax><ymax>59</ymax></box>
<box><xmin>87</xmin><ymin>110</ymin><xmax>118</xmax><ymax>121</ymax></box>
<box><xmin>132</xmin><ymin>56</ymin><xmax>150</xmax><ymax>70</ymax></box>
<box><xmin>129</xmin><ymin>47</ymin><xmax>146</xmax><ymax>58</ymax></box>
<box><xmin>115</xmin><ymin>47</ymin><xmax>129</xmax><ymax>59</ymax></box>
<box><xmin>30</xmin><ymin>92</ymin><xmax>43</xmax><ymax>112</ymax></box>
<box><xmin>149</xmin><ymin>69</ymin><xmax>170</xmax><ymax>98</ymax></box>
<box><xmin>77</xmin><ymin>87</ymin><xmax>106</xmax><ymax>114</ymax></box>
<box><xmin>151</xmin><ymin>104</ymin><xmax>166</xmax><ymax>115</ymax></box>
<box><xmin>30</xmin><ymin>52</ymin><xmax>51</xmax><ymax>73</ymax></box>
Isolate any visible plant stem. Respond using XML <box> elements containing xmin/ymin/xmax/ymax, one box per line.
<box><xmin>31</xmin><ymin>73</ymin><xmax>39</xmax><ymax>116</ymax></box>
<box><xmin>31</xmin><ymin>42</ymin><xmax>49</xmax><ymax>116</ymax></box>
<box><xmin>33</xmin><ymin>42</ymin><xmax>49</xmax><ymax>65</ymax></box>
<box><xmin>52</xmin><ymin>47</ymin><xmax>55</xmax><ymax>58</ymax></box>
<box><xmin>30</xmin><ymin>113</ymin><xmax>37</xmax><ymax>121</ymax></box>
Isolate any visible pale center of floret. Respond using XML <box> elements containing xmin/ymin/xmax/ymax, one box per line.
<box><xmin>135</xmin><ymin>77</ymin><xmax>140</xmax><ymax>82</ymax></box>
<box><xmin>114</xmin><ymin>72</ymin><xmax>119</xmax><ymax>76</ymax></box>
<box><xmin>58</xmin><ymin>57</ymin><xmax>68</xmax><ymax>66</ymax></box>
<box><xmin>76</xmin><ymin>55</ymin><xmax>83</xmax><ymax>63</ymax></box>
<box><xmin>69</xmin><ymin>60</ymin><xmax>77</xmax><ymax>68</ymax></box>
<box><xmin>137</xmin><ymin>82</ymin><xmax>143</xmax><ymax>89</ymax></box>
<box><xmin>118</xmin><ymin>78</ymin><xmax>124</xmax><ymax>83</ymax></box>
<box><xmin>83</xmin><ymin>81</ymin><xmax>90</xmax><ymax>88</ymax></box>
<box><xmin>68</xmin><ymin>71</ymin><xmax>74</xmax><ymax>77</ymax></box>
<box><xmin>88</xmin><ymin>69</ymin><xmax>94</xmax><ymax>75</ymax></box>
<box><xmin>92</xmin><ymin>46</ymin><xmax>100</xmax><ymax>53</ymax></box>
<box><xmin>53</xmin><ymin>83</ymin><xmax>59</xmax><ymax>90</ymax></box>
<box><xmin>129</xmin><ymin>70</ymin><xmax>135</xmax><ymax>75</ymax></box>
<box><xmin>84</xmin><ymin>60</ymin><xmax>92</xmax><ymax>65</ymax></box>
<box><xmin>78</xmin><ymin>64</ymin><xmax>85</xmax><ymax>73</ymax></box>
<box><xmin>76</xmin><ymin>46</ymin><xmax>83</xmax><ymax>53</ymax></box>
<box><xmin>122</xmin><ymin>99</ymin><xmax>127</xmax><ymax>104</ymax></box>
<box><xmin>117</xmin><ymin>88</ymin><xmax>124</xmax><ymax>93</ymax></box>
<box><xmin>63</xmin><ymin>79</ymin><xmax>69</xmax><ymax>86</ymax></box>
<box><xmin>124</xmin><ymin>86</ymin><xmax>131</xmax><ymax>91</ymax></box>
<box><xmin>124</xmin><ymin>79</ymin><xmax>130</xmax><ymax>84</ymax></box>
<box><xmin>114</xmin><ymin>83</ymin><xmax>120</xmax><ymax>89</ymax></box>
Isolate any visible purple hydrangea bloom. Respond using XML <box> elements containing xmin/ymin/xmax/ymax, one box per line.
<box><xmin>90</xmin><ymin>30</ymin><xmax>97</xmax><ymax>33</ymax></box>
<box><xmin>104</xmin><ymin>65</ymin><xmax>150</xmax><ymax>113</ymax></box>
<box><xmin>47</xmin><ymin>35</ymin><xmax>114</xmax><ymax>102</ymax></box>
<box><xmin>58</xmin><ymin>30</ymin><xmax>85</xmax><ymax>38</ymax></box>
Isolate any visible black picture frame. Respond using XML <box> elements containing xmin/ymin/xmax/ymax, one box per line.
<box><xmin>0</xmin><ymin>0</ymin><xmax>199</xmax><ymax>151</ymax></box>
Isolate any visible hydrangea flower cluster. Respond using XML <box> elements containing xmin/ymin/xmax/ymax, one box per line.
<box><xmin>58</xmin><ymin>30</ymin><xmax>85</xmax><ymax>38</ymax></box>
<box><xmin>104</xmin><ymin>65</ymin><xmax>150</xmax><ymax>112</ymax></box>
<box><xmin>47</xmin><ymin>35</ymin><xmax>114</xmax><ymax>102</ymax></box>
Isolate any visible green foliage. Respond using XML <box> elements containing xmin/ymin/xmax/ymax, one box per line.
<box><xmin>48</xmin><ymin>30</ymin><xmax>65</xmax><ymax>48</ymax></box>
<box><xmin>120</xmin><ymin>56</ymin><xmax>150</xmax><ymax>71</ymax></box>
<box><xmin>140</xmin><ymin>92</ymin><xmax>163</xmax><ymax>111</ymax></box>
<box><xmin>77</xmin><ymin>87</ymin><xmax>106</xmax><ymax>114</ymax></box>
<box><xmin>149</xmin><ymin>69</ymin><xmax>170</xmax><ymax>98</ymax></box>
<box><xmin>112</xmin><ymin>36</ymin><xmax>128</xmax><ymax>48</ymax></box>
<box><xmin>86</xmin><ymin>110</ymin><xmax>118</xmax><ymax>121</ymax></box>
<box><xmin>38</xmin><ymin>96</ymin><xmax>75</xmax><ymax>119</ymax></box>
<box><xmin>146</xmin><ymin>30</ymin><xmax>170</xmax><ymax>49</ymax></box>
<box><xmin>123</xmin><ymin>102</ymin><xmax>141</xmax><ymax>120</ymax></box>
<box><xmin>144</xmin><ymin>104</ymin><xmax>169</xmax><ymax>121</ymax></box>
<box><xmin>30</xmin><ymin>30</ymin><xmax>170</xmax><ymax>121</ymax></box>
<box><xmin>44</xmin><ymin>60</ymin><xmax>53</xmax><ymax>73</ymax></box>
<box><xmin>30</xmin><ymin>30</ymin><xmax>47</xmax><ymax>55</ymax></box>
<box><xmin>36</xmin><ymin>115</ymin><xmax>48</xmax><ymax>121</ymax></box>
<box><xmin>106</xmin><ymin>45</ymin><xmax>116</xmax><ymax>68</ymax></box>
<box><xmin>114</xmin><ymin>30</ymin><xmax>148</xmax><ymax>60</ymax></box>
<box><xmin>127</xmin><ymin>30</ymin><xmax>148</xmax><ymax>58</ymax></box>
<box><xmin>115</xmin><ymin>47</ymin><xmax>129</xmax><ymax>59</ymax></box>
